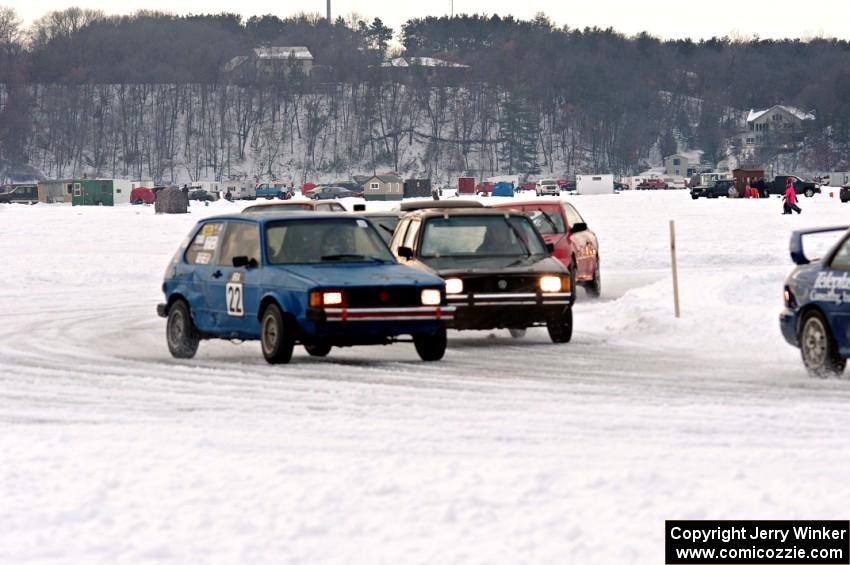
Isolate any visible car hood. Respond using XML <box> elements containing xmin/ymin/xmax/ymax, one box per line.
<box><xmin>270</xmin><ymin>262</ymin><xmax>445</xmax><ymax>287</ymax></box>
<box><xmin>417</xmin><ymin>255</ymin><xmax>568</xmax><ymax>275</ymax></box>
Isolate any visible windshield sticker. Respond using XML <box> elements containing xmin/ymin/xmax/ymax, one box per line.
<box><xmin>202</xmin><ymin>224</ymin><xmax>216</xmax><ymax>236</ymax></box>
<box><xmin>194</xmin><ymin>235</ymin><xmax>205</xmax><ymax>245</ymax></box>
<box><xmin>357</xmin><ymin>219</ymin><xmax>369</xmax><ymax>228</ymax></box>
<box><xmin>195</xmin><ymin>252</ymin><xmax>211</xmax><ymax>265</ymax></box>
<box><xmin>203</xmin><ymin>236</ymin><xmax>219</xmax><ymax>250</ymax></box>
<box><xmin>810</xmin><ymin>272</ymin><xmax>850</xmax><ymax>304</ymax></box>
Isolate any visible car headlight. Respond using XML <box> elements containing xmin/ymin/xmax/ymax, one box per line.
<box><xmin>310</xmin><ymin>290</ymin><xmax>345</xmax><ymax>307</ymax></box>
<box><xmin>445</xmin><ymin>278</ymin><xmax>464</xmax><ymax>294</ymax></box>
<box><xmin>540</xmin><ymin>275</ymin><xmax>562</xmax><ymax>293</ymax></box>
<box><xmin>421</xmin><ymin>289</ymin><xmax>441</xmax><ymax>306</ymax></box>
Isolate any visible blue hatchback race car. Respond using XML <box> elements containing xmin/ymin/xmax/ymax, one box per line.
<box><xmin>158</xmin><ymin>213</ymin><xmax>454</xmax><ymax>363</ymax></box>
<box><xmin>780</xmin><ymin>225</ymin><xmax>850</xmax><ymax>377</ymax></box>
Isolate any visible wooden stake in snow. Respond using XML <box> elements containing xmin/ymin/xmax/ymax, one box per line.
<box><xmin>670</xmin><ymin>220</ymin><xmax>681</xmax><ymax>318</ymax></box>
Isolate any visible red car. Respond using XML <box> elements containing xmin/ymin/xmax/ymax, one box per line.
<box><xmin>491</xmin><ymin>200</ymin><xmax>601</xmax><ymax>297</ymax></box>
<box><xmin>636</xmin><ymin>179</ymin><xmax>668</xmax><ymax>190</ymax></box>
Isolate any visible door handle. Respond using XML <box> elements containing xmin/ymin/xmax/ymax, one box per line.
<box><xmin>212</xmin><ymin>270</ymin><xmax>223</xmax><ymax>279</ymax></box>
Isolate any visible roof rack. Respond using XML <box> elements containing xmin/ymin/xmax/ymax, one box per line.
<box><xmin>399</xmin><ymin>199</ymin><xmax>484</xmax><ymax>212</ymax></box>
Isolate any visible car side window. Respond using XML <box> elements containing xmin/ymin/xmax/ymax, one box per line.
<box><xmin>219</xmin><ymin>222</ymin><xmax>260</xmax><ymax>267</ymax></box>
<box><xmin>403</xmin><ymin>219</ymin><xmax>421</xmax><ymax>251</ymax></box>
<box><xmin>315</xmin><ymin>204</ymin><xmax>328</xmax><ymax>211</ymax></box>
<box><xmin>830</xmin><ymin>236</ymin><xmax>850</xmax><ymax>271</ymax></box>
<box><xmin>186</xmin><ymin>222</ymin><xmax>225</xmax><ymax>265</ymax></box>
<box><xmin>331</xmin><ymin>203</ymin><xmax>344</xmax><ymax>211</ymax></box>
<box><xmin>390</xmin><ymin>218</ymin><xmax>410</xmax><ymax>252</ymax></box>
<box><xmin>563</xmin><ymin>204</ymin><xmax>584</xmax><ymax>228</ymax></box>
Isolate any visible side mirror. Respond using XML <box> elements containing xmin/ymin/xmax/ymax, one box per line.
<box><xmin>233</xmin><ymin>256</ymin><xmax>259</xmax><ymax>269</ymax></box>
<box><xmin>571</xmin><ymin>222</ymin><xmax>588</xmax><ymax>233</ymax></box>
<box><xmin>546</xmin><ymin>242</ymin><xmax>555</xmax><ymax>253</ymax></box>
<box><xmin>397</xmin><ymin>246</ymin><xmax>414</xmax><ymax>260</ymax></box>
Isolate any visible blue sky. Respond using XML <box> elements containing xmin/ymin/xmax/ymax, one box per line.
<box><xmin>16</xmin><ymin>0</ymin><xmax>839</xmax><ymax>41</ymax></box>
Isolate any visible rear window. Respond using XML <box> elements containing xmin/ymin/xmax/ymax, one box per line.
<box><xmin>243</xmin><ymin>203</ymin><xmax>313</xmax><ymax>214</ymax></box>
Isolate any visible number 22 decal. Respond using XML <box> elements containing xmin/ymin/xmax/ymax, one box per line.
<box><xmin>226</xmin><ymin>272</ymin><xmax>244</xmax><ymax>317</ymax></box>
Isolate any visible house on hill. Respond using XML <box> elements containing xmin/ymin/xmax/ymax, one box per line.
<box><xmin>742</xmin><ymin>105</ymin><xmax>814</xmax><ymax>149</ymax></box>
<box><xmin>225</xmin><ymin>46</ymin><xmax>314</xmax><ymax>80</ymax></box>
<box><xmin>378</xmin><ymin>56</ymin><xmax>469</xmax><ymax>83</ymax></box>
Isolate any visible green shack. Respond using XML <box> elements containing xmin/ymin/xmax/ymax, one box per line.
<box><xmin>71</xmin><ymin>179</ymin><xmax>132</xmax><ymax>206</ymax></box>
<box><xmin>363</xmin><ymin>174</ymin><xmax>404</xmax><ymax>201</ymax></box>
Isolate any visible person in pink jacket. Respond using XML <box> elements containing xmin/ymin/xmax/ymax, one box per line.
<box><xmin>783</xmin><ymin>178</ymin><xmax>801</xmax><ymax>214</ymax></box>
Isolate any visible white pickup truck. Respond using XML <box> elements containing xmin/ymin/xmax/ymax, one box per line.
<box><xmin>535</xmin><ymin>179</ymin><xmax>560</xmax><ymax>196</ymax></box>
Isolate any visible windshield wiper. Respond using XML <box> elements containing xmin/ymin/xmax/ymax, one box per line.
<box><xmin>503</xmin><ymin>218</ymin><xmax>532</xmax><ymax>256</ymax></box>
<box><xmin>321</xmin><ymin>254</ymin><xmax>389</xmax><ymax>263</ymax></box>
<box><xmin>537</xmin><ymin>210</ymin><xmax>560</xmax><ymax>233</ymax></box>
<box><xmin>377</xmin><ymin>224</ymin><xmax>395</xmax><ymax>235</ymax></box>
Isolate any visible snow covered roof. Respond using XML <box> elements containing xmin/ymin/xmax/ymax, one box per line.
<box><xmin>746</xmin><ymin>105</ymin><xmax>814</xmax><ymax>123</ymax></box>
<box><xmin>253</xmin><ymin>46</ymin><xmax>313</xmax><ymax>61</ymax></box>
<box><xmin>381</xmin><ymin>57</ymin><xmax>468</xmax><ymax>68</ymax></box>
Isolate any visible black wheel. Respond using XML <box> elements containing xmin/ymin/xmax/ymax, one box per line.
<box><xmin>547</xmin><ymin>308</ymin><xmax>573</xmax><ymax>343</ymax></box>
<box><xmin>691</xmin><ymin>194</ymin><xmax>699</xmax><ymax>200</ymax></box>
<box><xmin>304</xmin><ymin>342</ymin><xmax>332</xmax><ymax>357</ymax></box>
<box><xmin>166</xmin><ymin>300</ymin><xmax>199</xmax><ymax>359</ymax></box>
<box><xmin>584</xmin><ymin>261</ymin><xmax>602</xmax><ymax>298</ymax></box>
<box><xmin>508</xmin><ymin>328</ymin><xmax>527</xmax><ymax>339</ymax></box>
<box><xmin>804</xmin><ymin>188</ymin><xmax>814</xmax><ymax>198</ymax></box>
<box><xmin>260</xmin><ymin>303</ymin><xmax>294</xmax><ymax>364</ymax></box>
<box><xmin>799</xmin><ymin>311</ymin><xmax>846</xmax><ymax>377</ymax></box>
<box><xmin>413</xmin><ymin>326</ymin><xmax>447</xmax><ymax>361</ymax></box>
<box><xmin>568</xmin><ymin>257</ymin><xmax>578</xmax><ymax>303</ymax></box>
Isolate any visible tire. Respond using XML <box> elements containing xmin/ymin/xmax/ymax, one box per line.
<box><xmin>547</xmin><ymin>308</ymin><xmax>573</xmax><ymax>343</ymax></box>
<box><xmin>508</xmin><ymin>328</ymin><xmax>527</xmax><ymax>339</ymax></box>
<box><xmin>799</xmin><ymin>311</ymin><xmax>846</xmax><ymax>377</ymax></box>
<box><xmin>304</xmin><ymin>342</ymin><xmax>332</xmax><ymax>357</ymax></box>
<box><xmin>260</xmin><ymin>303</ymin><xmax>294</xmax><ymax>364</ymax></box>
<box><xmin>568</xmin><ymin>257</ymin><xmax>578</xmax><ymax>304</ymax></box>
<box><xmin>584</xmin><ymin>262</ymin><xmax>602</xmax><ymax>298</ymax></box>
<box><xmin>804</xmin><ymin>188</ymin><xmax>814</xmax><ymax>198</ymax></box>
<box><xmin>166</xmin><ymin>300</ymin><xmax>200</xmax><ymax>359</ymax></box>
<box><xmin>413</xmin><ymin>326</ymin><xmax>447</xmax><ymax>361</ymax></box>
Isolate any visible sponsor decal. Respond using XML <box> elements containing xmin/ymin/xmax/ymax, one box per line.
<box><xmin>810</xmin><ymin>272</ymin><xmax>850</xmax><ymax>305</ymax></box>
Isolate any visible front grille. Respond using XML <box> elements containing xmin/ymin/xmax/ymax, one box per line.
<box><xmin>459</xmin><ymin>274</ymin><xmax>538</xmax><ymax>294</ymax></box>
<box><xmin>345</xmin><ymin>286</ymin><xmax>424</xmax><ymax>307</ymax></box>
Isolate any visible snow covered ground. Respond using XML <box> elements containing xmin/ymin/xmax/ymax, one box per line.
<box><xmin>2</xmin><ymin>190</ymin><xmax>850</xmax><ymax>564</ymax></box>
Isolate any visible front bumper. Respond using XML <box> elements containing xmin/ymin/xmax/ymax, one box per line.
<box><xmin>779</xmin><ymin>308</ymin><xmax>799</xmax><ymax>347</ymax></box>
<box><xmin>309</xmin><ymin>305</ymin><xmax>454</xmax><ymax>322</ymax></box>
<box><xmin>447</xmin><ymin>292</ymin><xmax>572</xmax><ymax>330</ymax></box>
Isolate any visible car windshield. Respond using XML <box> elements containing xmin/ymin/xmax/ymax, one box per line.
<box><xmin>419</xmin><ymin>215</ymin><xmax>547</xmax><ymax>258</ymax></box>
<box><xmin>524</xmin><ymin>209</ymin><xmax>566</xmax><ymax>234</ymax></box>
<box><xmin>244</xmin><ymin>203</ymin><xmax>314</xmax><ymax>214</ymax></box>
<box><xmin>265</xmin><ymin>219</ymin><xmax>395</xmax><ymax>264</ymax></box>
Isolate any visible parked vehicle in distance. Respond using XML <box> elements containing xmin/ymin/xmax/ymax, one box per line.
<box><xmin>242</xmin><ymin>200</ymin><xmax>346</xmax><ymax>214</ymax></box>
<box><xmin>389</xmin><ymin>208</ymin><xmax>574</xmax><ymax>342</ymax></box>
<box><xmin>690</xmin><ymin>179</ymin><xmax>737</xmax><ymax>199</ymax></box>
<box><xmin>535</xmin><ymin>179</ymin><xmax>561</xmax><ymax>196</ymax></box>
<box><xmin>840</xmin><ymin>186</ymin><xmax>850</xmax><ymax>203</ymax></box>
<box><xmin>780</xmin><ymin>225</ymin><xmax>850</xmax><ymax>377</ymax></box>
<box><xmin>636</xmin><ymin>179</ymin><xmax>668</xmax><ymax>190</ymax></box>
<box><xmin>0</xmin><ymin>184</ymin><xmax>38</xmax><ymax>204</ymax></box>
<box><xmin>310</xmin><ymin>186</ymin><xmax>363</xmax><ymax>200</ymax></box>
<box><xmin>188</xmin><ymin>189</ymin><xmax>217</xmax><ymax>202</ymax></box>
<box><xmin>767</xmin><ymin>175</ymin><xmax>821</xmax><ymax>198</ymax></box>
<box><xmin>491</xmin><ymin>199</ymin><xmax>600</xmax><ymax>298</ymax></box>
<box><xmin>158</xmin><ymin>214</ymin><xmax>453</xmax><ymax>363</ymax></box>
<box><xmin>256</xmin><ymin>183</ymin><xmax>294</xmax><ymax>200</ymax></box>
